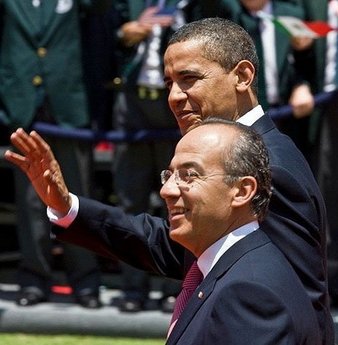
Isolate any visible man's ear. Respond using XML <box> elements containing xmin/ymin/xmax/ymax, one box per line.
<box><xmin>232</xmin><ymin>176</ymin><xmax>257</xmax><ymax>208</ymax></box>
<box><xmin>234</xmin><ymin>60</ymin><xmax>255</xmax><ymax>93</ymax></box>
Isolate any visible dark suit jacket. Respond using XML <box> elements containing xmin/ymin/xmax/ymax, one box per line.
<box><xmin>54</xmin><ymin>113</ymin><xmax>333</xmax><ymax>344</ymax></box>
<box><xmin>168</xmin><ymin>230</ymin><xmax>320</xmax><ymax>345</ymax></box>
<box><xmin>56</xmin><ymin>216</ymin><xmax>320</xmax><ymax>344</ymax></box>
<box><xmin>253</xmin><ymin>114</ymin><xmax>333</xmax><ymax>344</ymax></box>
<box><xmin>0</xmin><ymin>0</ymin><xmax>93</xmax><ymax>128</ymax></box>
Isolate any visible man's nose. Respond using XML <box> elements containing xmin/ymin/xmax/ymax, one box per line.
<box><xmin>168</xmin><ymin>84</ymin><xmax>187</xmax><ymax>105</ymax></box>
<box><xmin>160</xmin><ymin>174</ymin><xmax>181</xmax><ymax>199</ymax></box>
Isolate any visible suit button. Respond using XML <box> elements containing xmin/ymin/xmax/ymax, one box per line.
<box><xmin>37</xmin><ymin>47</ymin><xmax>47</xmax><ymax>58</ymax></box>
<box><xmin>113</xmin><ymin>77</ymin><xmax>122</xmax><ymax>87</ymax></box>
<box><xmin>32</xmin><ymin>75</ymin><xmax>43</xmax><ymax>86</ymax></box>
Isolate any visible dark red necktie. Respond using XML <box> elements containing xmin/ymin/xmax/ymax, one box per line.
<box><xmin>168</xmin><ymin>260</ymin><xmax>203</xmax><ymax>335</ymax></box>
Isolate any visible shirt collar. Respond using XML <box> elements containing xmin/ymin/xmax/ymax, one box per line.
<box><xmin>197</xmin><ymin>221</ymin><xmax>259</xmax><ymax>278</ymax></box>
<box><xmin>236</xmin><ymin>105</ymin><xmax>265</xmax><ymax>126</ymax></box>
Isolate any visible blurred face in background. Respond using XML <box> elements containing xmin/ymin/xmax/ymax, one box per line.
<box><xmin>240</xmin><ymin>0</ymin><xmax>269</xmax><ymax>12</ymax></box>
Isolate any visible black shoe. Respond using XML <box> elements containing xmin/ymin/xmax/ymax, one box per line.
<box><xmin>16</xmin><ymin>288</ymin><xmax>47</xmax><ymax>307</ymax></box>
<box><xmin>118</xmin><ymin>298</ymin><xmax>143</xmax><ymax>312</ymax></box>
<box><xmin>161</xmin><ymin>296</ymin><xmax>176</xmax><ymax>313</ymax></box>
<box><xmin>76</xmin><ymin>294</ymin><xmax>102</xmax><ymax>309</ymax></box>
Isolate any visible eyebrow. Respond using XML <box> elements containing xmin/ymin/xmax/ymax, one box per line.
<box><xmin>163</xmin><ymin>69</ymin><xmax>202</xmax><ymax>83</ymax></box>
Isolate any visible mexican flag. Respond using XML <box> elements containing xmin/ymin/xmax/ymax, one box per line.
<box><xmin>257</xmin><ymin>12</ymin><xmax>335</xmax><ymax>38</ymax></box>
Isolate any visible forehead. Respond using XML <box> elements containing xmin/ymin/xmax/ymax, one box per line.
<box><xmin>165</xmin><ymin>39</ymin><xmax>204</xmax><ymax>58</ymax></box>
<box><xmin>172</xmin><ymin>125</ymin><xmax>235</xmax><ymax>167</ymax></box>
<box><xmin>164</xmin><ymin>40</ymin><xmax>217</xmax><ymax>73</ymax></box>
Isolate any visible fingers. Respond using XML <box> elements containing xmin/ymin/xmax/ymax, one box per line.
<box><xmin>9</xmin><ymin>128</ymin><xmax>35</xmax><ymax>155</ymax></box>
<box><xmin>4</xmin><ymin>128</ymin><xmax>71</xmax><ymax>213</ymax></box>
<box><xmin>30</xmin><ymin>130</ymin><xmax>56</xmax><ymax>162</ymax></box>
<box><xmin>5</xmin><ymin>128</ymin><xmax>58</xmax><ymax>183</ymax></box>
<box><xmin>9</xmin><ymin>128</ymin><xmax>42</xmax><ymax>162</ymax></box>
<box><xmin>4</xmin><ymin>149</ymin><xmax>28</xmax><ymax>171</ymax></box>
<box><xmin>9</xmin><ymin>128</ymin><xmax>55</xmax><ymax>161</ymax></box>
<box><xmin>291</xmin><ymin>36</ymin><xmax>313</xmax><ymax>51</ymax></box>
<box><xmin>139</xmin><ymin>6</ymin><xmax>173</xmax><ymax>27</ymax></box>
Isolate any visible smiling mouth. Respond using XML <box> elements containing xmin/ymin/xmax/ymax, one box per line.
<box><xmin>168</xmin><ymin>207</ymin><xmax>190</xmax><ymax>222</ymax></box>
<box><xmin>170</xmin><ymin>207</ymin><xmax>187</xmax><ymax>217</ymax></box>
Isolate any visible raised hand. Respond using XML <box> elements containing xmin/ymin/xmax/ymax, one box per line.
<box><xmin>4</xmin><ymin>128</ymin><xmax>71</xmax><ymax>215</ymax></box>
<box><xmin>138</xmin><ymin>6</ymin><xmax>173</xmax><ymax>27</ymax></box>
<box><xmin>119</xmin><ymin>6</ymin><xmax>173</xmax><ymax>47</ymax></box>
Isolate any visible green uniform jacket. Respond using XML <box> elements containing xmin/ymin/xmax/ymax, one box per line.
<box><xmin>0</xmin><ymin>0</ymin><xmax>93</xmax><ymax>129</ymax></box>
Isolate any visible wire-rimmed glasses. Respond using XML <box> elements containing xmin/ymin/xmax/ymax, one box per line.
<box><xmin>160</xmin><ymin>168</ymin><xmax>225</xmax><ymax>186</ymax></box>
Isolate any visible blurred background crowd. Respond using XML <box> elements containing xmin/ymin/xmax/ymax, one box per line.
<box><xmin>0</xmin><ymin>0</ymin><xmax>338</xmax><ymax>314</ymax></box>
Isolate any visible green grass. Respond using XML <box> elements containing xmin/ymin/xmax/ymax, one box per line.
<box><xmin>0</xmin><ymin>334</ymin><xmax>165</xmax><ymax>345</ymax></box>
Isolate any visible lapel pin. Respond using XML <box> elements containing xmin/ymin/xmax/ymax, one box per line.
<box><xmin>198</xmin><ymin>291</ymin><xmax>204</xmax><ymax>299</ymax></box>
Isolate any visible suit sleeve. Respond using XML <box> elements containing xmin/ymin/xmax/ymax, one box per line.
<box><xmin>53</xmin><ymin>196</ymin><xmax>185</xmax><ymax>280</ymax></box>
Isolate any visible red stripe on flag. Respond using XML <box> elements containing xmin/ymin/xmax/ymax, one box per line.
<box><xmin>305</xmin><ymin>21</ymin><xmax>335</xmax><ymax>36</ymax></box>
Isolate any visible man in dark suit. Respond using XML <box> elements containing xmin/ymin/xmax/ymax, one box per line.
<box><xmin>5</xmin><ymin>17</ymin><xmax>333</xmax><ymax>344</ymax></box>
<box><xmin>163</xmin><ymin>17</ymin><xmax>332</xmax><ymax>343</ymax></box>
<box><xmin>5</xmin><ymin>118</ymin><xmax>321</xmax><ymax>344</ymax></box>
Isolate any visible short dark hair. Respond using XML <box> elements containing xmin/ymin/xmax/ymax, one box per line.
<box><xmin>168</xmin><ymin>17</ymin><xmax>259</xmax><ymax>95</ymax></box>
<box><xmin>200</xmin><ymin>117</ymin><xmax>272</xmax><ymax>221</ymax></box>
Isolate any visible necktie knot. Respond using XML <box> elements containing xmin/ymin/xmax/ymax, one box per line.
<box><xmin>182</xmin><ymin>260</ymin><xmax>203</xmax><ymax>290</ymax></box>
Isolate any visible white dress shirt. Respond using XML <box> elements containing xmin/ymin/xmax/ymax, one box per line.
<box><xmin>255</xmin><ymin>2</ymin><xmax>280</xmax><ymax>105</ymax></box>
<box><xmin>236</xmin><ymin>104</ymin><xmax>265</xmax><ymax>126</ymax></box>
<box><xmin>197</xmin><ymin>221</ymin><xmax>259</xmax><ymax>278</ymax></box>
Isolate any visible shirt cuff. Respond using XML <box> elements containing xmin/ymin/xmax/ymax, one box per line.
<box><xmin>47</xmin><ymin>193</ymin><xmax>79</xmax><ymax>228</ymax></box>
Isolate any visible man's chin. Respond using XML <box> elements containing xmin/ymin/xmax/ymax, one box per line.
<box><xmin>186</xmin><ymin>120</ymin><xmax>202</xmax><ymax>133</ymax></box>
<box><xmin>169</xmin><ymin>226</ymin><xmax>188</xmax><ymax>241</ymax></box>
<box><xmin>177</xmin><ymin>115</ymin><xmax>202</xmax><ymax>134</ymax></box>
<box><xmin>169</xmin><ymin>226</ymin><xmax>181</xmax><ymax>241</ymax></box>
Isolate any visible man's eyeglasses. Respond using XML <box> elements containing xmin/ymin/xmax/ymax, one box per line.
<box><xmin>160</xmin><ymin>168</ymin><xmax>226</xmax><ymax>186</ymax></box>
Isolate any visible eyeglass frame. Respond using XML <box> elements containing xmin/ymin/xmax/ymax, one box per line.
<box><xmin>160</xmin><ymin>168</ymin><xmax>227</xmax><ymax>186</ymax></box>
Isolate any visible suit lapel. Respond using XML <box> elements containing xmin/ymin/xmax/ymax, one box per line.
<box><xmin>10</xmin><ymin>1</ymin><xmax>42</xmax><ymax>43</ymax></box>
<box><xmin>167</xmin><ymin>230</ymin><xmax>271</xmax><ymax>344</ymax></box>
<box><xmin>13</xmin><ymin>0</ymin><xmax>62</xmax><ymax>45</ymax></box>
<box><xmin>41</xmin><ymin>0</ymin><xmax>72</xmax><ymax>44</ymax></box>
